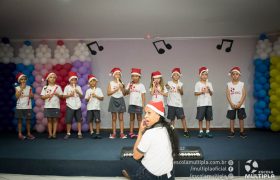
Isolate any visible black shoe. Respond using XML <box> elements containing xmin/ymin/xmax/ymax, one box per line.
<box><xmin>240</xmin><ymin>132</ymin><xmax>247</xmax><ymax>139</ymax></box>
<box><xmin>197</xmin><ymin>132</ymin><xmax>204</xmax><ymax>138</ymax></box>
<box><xmin>228</xmin><ymin>131</ymin><xmax>235</xmax><ymax>138</ymax></box>
<box><xmin>94</xmin><ymin>134</ymin><xmax>102</xmax><ymax>139</ymax></box>
<box><xmin>183</xmin><ymin>131</ymin><xmax>190</xmax><ymax>138</ymax></box>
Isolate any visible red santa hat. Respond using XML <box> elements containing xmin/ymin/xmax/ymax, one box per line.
<box><xmin>43</xmin><ymin>72</ymin><xmax>57</xmax><ymax>81</ymax></box>
<box><xmin>68</xmin><ymin>71</ymin><xmax>78</xmax><ymax>82</ymax></box>
<box><xmin>229</xmin><ymin>66</ymin><xmax>241</xmax><ymax>75</ymax></box>
<box><xmin>88</xmin><ymin>74</ymin><xmax>98</xmax><ymax>83</ymax></box>
<box><xmin>110</xmin><ymin>67</ymin><xmax>122</xmax><ymax>76</ymax></box>
<box><xmin>151</xmin><ymin>71</ymin><xmax>162</xmax><ymax>79</ymax></box>
<box><xmin>199</xmin><ymin>67</ymin><xmax>208</xmax><ymax>76</ymax></box>
<box><xmin>146</xmin><ymin>101</ymin><xmax>165</xmax><ymax>117</ymax></box>
<box><xmin>131</xmin><ymin>68</ymin><xmax>141</xmax><ymax>76</ymax></box>
<box><xmin>16</xmin><ymin>72</ymin><xmax>26</xmax><ymax>83</ymax></box>
<box><xmin>171</xmin><ymin>67</ymin><xmax>181</xmax><ymax>77</ymax></box>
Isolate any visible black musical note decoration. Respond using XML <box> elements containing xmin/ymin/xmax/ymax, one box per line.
<box><xmin>216</xmin><ymin>39</ymin><xmax>234</xmax><ymax>53</ymax></box>
<box><xmin>153</xmin><ymin>40</ymin><xmax>172</xmax><ymax>54</ymax></box>
<box><xmin>87</xmin><ymin>41</ymin><xmax>104</xmax><ymax>55</ymax></box>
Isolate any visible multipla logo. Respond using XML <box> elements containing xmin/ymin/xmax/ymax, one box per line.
<box><xmin>244</xmin><ymin>160</ymin><xmax>275</xmax><ymax>179</ymax></box>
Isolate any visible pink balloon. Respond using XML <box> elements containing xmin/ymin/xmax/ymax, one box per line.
<box><xmin>41</xmin><ymin>69</ymin><xmax>48</xmax><ymax>77</ymax></box>
<box><xmin>33</xmin><ymin>106</ymin><xmax>40</xmax><ymax>113</ymax></box>
<box><xmin>40</xmin><ymin>106</ymin><xmax>45</xmax><ymax>112</ymax></box>
<box><xmin>35</xmin><ymin>75</ymin><xmax>43</xmax><ymax>83</ymax></box>
<box><xmin>42</xmin><ymin>118</ymin><xmax>48</xmax><ymax>126</ymax></box>
<box><xmin>35</xmin><ymin>64</ymin><xmax>42</xmax><ymax>70</ymax></box>
<box><xmin>35</xmin><ymin>99</ymin><xmax>43</xmax><ymax>106</ymax></box>
<box><xmin>72</xmin><ymin>122</ymin><xmax>78</xmax><ymax>131</ymax></box>
<box><xmin>45</xmin><ymin>64</ymin><xmax>53</xmax><ymax>70</ymax></box>
<box><xmin>34</xmin><ymin>94</ymin><xmax>40</xmax><ymax>100</ymax></box>
<box><xmin>82</xmin><ymin>110</ymin><xmax>87</xmax><ymax>119</ymax></box>
<box><xmin>36</xmin><ymin>112</ymin><xmax>44</xmax><ymax>120</ymax></box>
<box><xmin>35</xmin><ymin>123</ymin><xmax>45</xmax><ymax>133</ymax></box>
<box><xmin>36</xmin><ymin>87</ymin><xmax>42</xmax><ymax>94</ymax></box>
<box><xmin>32</xmin><ymin>70</ymin><xmax>39</xmax><ymax>76</ymax></box>
<box><xmin>82</xmin><ymin>123</ymin><xmax>89</xmax><ymax>132</ymax></box>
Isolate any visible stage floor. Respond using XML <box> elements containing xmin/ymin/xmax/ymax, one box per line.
<box><xmin>0</xmin><ymin>129</ymin><xmax>279</xmax><ymax>177</ymax></box>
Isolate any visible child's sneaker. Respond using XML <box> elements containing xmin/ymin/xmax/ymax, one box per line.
<box><xmin>27</xmin><ymin>134</ymin><xmax>35</xmax><ymax>140</ymax></box>
<box><xmin>120</xmin><ymin>133</ymin><xmax>127</xmax><ymax>139</ymax></box>
<box><xmin>18</xmin><ymin>134</ymin><xmax>26</xmax><ymax>140</ymax></box>
<box><xmin>183</xmin><ymin>131</ymin><xmax>190</xmax><ymax>138</ymax></box>
<box><xmin>129</xmin><ymin>132</ymin><xmax>137</xmax><ymax>139</ymax></box>
<box><xmin>90</xmin><ymin>132</ymin><xmax>95</xmax><ymax>138</ymax></box>
<box><xmin>64</xmin><ymin>134</ymin><xmax>71</xmax><ymax>140</ymax></box>
<box><xmin>77</xmin><ymin>134</ymin><xmax>83</xmax><ymax>139</ymax></box>
<box><xmin>227</xmin><ymin>131</ymin><xmax>235</xmax><ymax>138</ymax></box>
<box><xmin>205</xmin><ymin>132</ymin><xmax>213</xmax><ymax>138</ymax></box>
<box><xmin>109</xmin><ymin>133</ymin><xmax>116</xmax><ymax>139</ymax></box>
<box><xmin>240</xmin><ymin>132</ymin><xmax>247</xmax><ymax>139</ymax></box>
<box><xmin>48</xmin><ymin>135</ymin><xmax>52</xmax><ymax>139</ymax></box>
<box><xmin>197</xmin><ymin>132</ymin><xmax>204</xmax><ymax>138</ymax></box>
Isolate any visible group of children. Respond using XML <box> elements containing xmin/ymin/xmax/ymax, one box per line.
<box><xmin>15</xmin><ymin>66</ymin><xmax>247</xmax><ymax>140</ymax></box>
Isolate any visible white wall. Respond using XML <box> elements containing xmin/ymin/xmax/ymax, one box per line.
<box><xmin>89</xmin><ymin>37</ymin><xmax>256</xmax><ymax>129</ymax></box>
<box><xmin>12</xmin><ymin>37</ymin><xmax>257</xmax><ymax>129</ymax></box>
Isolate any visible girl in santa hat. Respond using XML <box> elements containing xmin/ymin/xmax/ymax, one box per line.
<box><xmin>226</xmin><ymin>67</ymin><xmax>247</xmax><ymax>138</ymax></box>
<box><xmin>122</xmin><ymin>101</ymin><xmax>178</xmax><ymax>179</ymax></box>
<box><xmin>107</xmin><ymin>67</ymin><xmax>127</xmax><ymax>139</ymax></box>
<box><xmin>63</xmin><ymin>71</ymin><xmax>84</xmax><ymax>139</ymax></box>
<box><xmin>194</xmin><ymin>67</ymin><xmax>214</xmax><ymax>138</ymax></box>
<box><xmin>15</xmin><ymin>72</ymin><xmax>35</xmax><ymax>140</ymax></box>
<box><xmin>125</xmin><ymin>68</ymin><xmax>146</xmax><ymax>139</ymax></box>
<box><xmin>41</xmin><ymin>72</ymin><xmax>63</xmax><ymax>139</ymax></box>
<box><xmin>85</xmin><ymin>74</ymin><xmax>104</xmax><ymax>139</ymax></box>
<box><xmin>166</xmin><ymin>68</ymin><xmax>190</xmax><ymax>138</ymax></box>
<box><xmin>150</xmin><ymin>71</ymin><xmax>168</xmax><ymax>105</ymax></box>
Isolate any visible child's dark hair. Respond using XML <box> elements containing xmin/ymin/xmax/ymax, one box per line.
<box><xmin>150</xmin><ymin>116</ymin><xmax>179</xmax><ymax>159</ymax></box>
<box><xmin>43</xmin><ymin>81</ymin><xmax>49</xmax><ymax>90</ymax></box>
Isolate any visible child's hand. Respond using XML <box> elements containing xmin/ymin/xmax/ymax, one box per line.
<box><xmin>91</xmin><ymin>93</ymin><xmax>96</xmax><ymax>98</ymax></box>
<box><xmin>165</xmin><ymin>84</ymin><xmax>170</xmax><ymax>90</ymax></box>
<box><xmin>69</xmin><ymin>91</ymin><xmax>75</xmax><ymax>97</ymax></box>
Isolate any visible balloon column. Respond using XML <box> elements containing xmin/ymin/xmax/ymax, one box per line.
<box><xmin>269</xmin><ymin>37</ymin><xmax>280</xmax><ymax>131</ymax></box>
<box><xmin>70</xmin><ymin>42</ymin><xmax>91</xmax><ymax>61</ymax></box>
<box><xmin>18</xmin><ymin>40</ymin><xmax>35</xmax><ymax>65</ymax></box>
<box><xmin>71</xmin><ymin>59</ymin><xmax>92</xmax><ymax>132</ymax></box>
<box><xmin>0</xmin><ymin>37</ymin><xmax>14</xmax><ymax>64</ymax></box>
<box><xmin>253</xmin><ymin>34</ymin><xmax>272</xmax><ymax>129</ymax></box>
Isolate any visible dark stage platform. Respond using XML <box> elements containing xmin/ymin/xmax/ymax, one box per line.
<box><xmin>0</xmin><ymin>130</ymin><xmax>279</xmax><ymax>177</ymax></box>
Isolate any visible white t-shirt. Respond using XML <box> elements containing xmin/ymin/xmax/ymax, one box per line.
<box><xmin>85</xmin><ymin>87</ymin><xmax>104</xmax><ymax>110</ymax></box>
<box><xmin>227</xmin><ymin>81</ymin><xmax>245</xmax><ymax>110</ymax></box>
<box><xmin>15</xmin><ymin>85</ymin><xmax>32</xmax><ymax>109</ymax></box>
<box><xmin>40</xmin><ymin>85</ymin><xmax>63</xmax><ymax>109</ymax></box>
<box><xmin>150</xmin><ymin>86</ymin><xmax>168</xmax><ymax>105</ymax></box>
<box><xmin>126</xmin><ymin>82</ymin><xmax>146</xmax><ymax>107</ymax></box>
<box><xmin>167</xmin><ymin>81</ymin><xmax>183</xmax><ymax>107</ymax></box>
<box><xmin>194</xmin><ymin>81</ymin><xmax>214</xmax><ymax>107</ymax></box>
<box><xmin>110</xmin><ymin>81</ymin><xmax>124</xmax><ymax>98</ymax></box>
<box><xmin>63</xmin><ymin>84</ymin><xmax>83</xmax><ymax>110</ymax></box>
<box><xmin>138</xmin><ymin>127</ymin><xmax>173</xmax><ymax>176</ymax></box>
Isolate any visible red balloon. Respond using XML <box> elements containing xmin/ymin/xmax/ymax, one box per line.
<box><xmin>57</xmin><ymin>40</ymin><xmax>64</xmax><ymax>46</ymax></box>
<box><xmin>56</xmin><ymin>76</ymin><xmax>62</xmax><ymax>84</ymax></box>
<box><xmin>64</xmin><ymin>63</ymin><xmax>72</xmax><ymax>71</ymax></box>
<box><xmin>60</xmin><ymin>69</ymin><xmax>67</xmax><ymax>76</ymax></box>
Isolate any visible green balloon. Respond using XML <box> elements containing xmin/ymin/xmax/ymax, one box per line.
<box><xmin>271</xmin><ymin>123</ymin><xmax>280</xmax><ymax>132</ymax></box>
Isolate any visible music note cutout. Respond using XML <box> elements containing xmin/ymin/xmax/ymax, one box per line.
<box><xmin>216</xmin><ymin>39</ymin><xmax>234</xmax><ymax>53</ymax></box>
<box><xmin>153</xmin><ymin>40</ymin><xmax>172</xmax><ymax>54</ymax></box>
<box><xmin>87</xmin><ymin>41</ymin><xmax>104</xmax><ymax>55</ymax></box>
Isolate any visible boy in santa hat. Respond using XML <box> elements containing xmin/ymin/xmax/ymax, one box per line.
<box><xmin>15</xmin><ymin>72</ymin><xmax>35</xmax><ymax>140</ymax></box>
<box><xmin>107</xmin><ymin>67</ymin><xmax>127</xmax><ymax>139</ymax></box>
<box><xmin>166</xmin><ymin>68</ymin><xmax>190</xmax><ymax>138</ymax></box>
<box><xmin>226</xmin><ymin>67</ymin><xmax>247</xmax><ymax>138</ymax></box>
<box><xmin>125</xmin><ymin>68</ymin><xmax>146</xmax><ymax>139</ymax></box>
<box><xmin>194</xmin><ymin>67</ymin><xmax>214</xmax><ymax>138</ymax></box>
<box><xmin>85</xmin><ymin>74</ymin><xmax>104</xmax><ymax>139</ymax></box>
<box><xmin>63</xmin><ymin>71</ymin><xmax>83</xmax><ymax>139</ymax></box>
<box><xmin>41</xmin><ymin>72</ymin><xmax>63</xmax><ymax>139</ymax></box>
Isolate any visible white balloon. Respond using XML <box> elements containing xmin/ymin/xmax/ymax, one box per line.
<box><xmin>3</xmin><ymin>57</ymin><xmax>10</xmax><ymax>64</ymax></box>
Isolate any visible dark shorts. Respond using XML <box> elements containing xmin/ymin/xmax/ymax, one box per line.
<box><xmin>196</xmin><ymin>106</ymin><xmax>213</xmax><ymax>121</ymax></box>
<box><xmin>44</xmin><ymin>108</ymin><xmax>60</xmax><ymax>118</ymax></box>
<box><xmin>15</xmin><ymin>109</ymin><xmax>32</xmax><ymax>119</ymax></box>
<box><xmin>227</xmin><ymin>108</ymin><xmax>247</xmax><ymax>120</ymax></box>
<box><xmin>87</xmin><ymin>110</ymin><xmax>101</xmax><ymax>123</ymax></box>
<box><xmin>128</xmin><ymin>105</ymin><xmax>143</xmax><ymax>114</ymax></box>
<box><xmin>108</xmin><ymin>97</ymin><xmax>126</xmax><ymax>113</ymax></box>
<box><xmin>122</xmin><ymin>158</ymin><xmax>174</xmax><ymax>180</ymax></box>
<box><xmin>167</xmin><ymin>106</ymin><xmax>185</xmax><ymax>120</ymax></box>
<box><xmin>65</xmin><ymin>107</ymin><xmax>82</xmax><ymax>124</ymax></box>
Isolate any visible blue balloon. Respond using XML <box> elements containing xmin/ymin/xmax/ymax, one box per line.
<box><xmin>264</xmin><ymin>121</ymin><xmax>271</xmax><ymax>129</ymax></box>
<box><xmin>257</xmin><ymin>114</ymin><xmax>267</xmax><ymax>122</ymax></box>
<box><xmin>257</xmin><ymin>90</ymin><xmax>266</xmax><ymax>98</ymax></box>
<box><xmin>254</xmin><ymin>83</ymin><xmax>263</xmax><ymax>91</ymax></box>
<box><xmin>257</xmin><ymin>65</ymin><xmax>268</xmax><ymax>73</ymax></box>
<box><xmin>254</xmin><ymin>59</ymin><xmax>262</xmax><ymax>66</ymax></box>
<box><xmin>264</xmin><ymin>96</ymin><xmax>270</xmax><ymax>104</ymax></box>
<box><xmin>257</xmin><ymin>101</ymin><xmax>266</xmax><ymax>109</ymax></box>
<box><xmin>264</xmin><ymin>83</ymin><xmax>270</xmax><ymax>90</ymax></box>
<box><xmin>254</xmin><ymin>72</ymin><xmax>262</xmax><ymax>79</ymax></box>
<box><xmin>255</xmin><ymin>121</ymin><xmax>264</xmax><ymax>128</ymax></box>
<box><xmin>259</xmin><ymin>33</ymin><xmax>268</xmax><ymax>40</ymax></box>
<box><xmin>27</xmin><ymin>64</ymin><xmax>34</xmax><ymax>72</ymax></box>
<box><xmin>16</xmin><ymin>63</ymin><xmax>25</xmax><ymax>72</ymax></box>
<box><xmin>259</xmin><ymin>77</ymin><xmax>267</xmax><ymax>84</ymax></box>
<box><xmin>24</xmin><ymin>40</ymin><xmax>32</xmax><ymax>46</ymax></box>
<box><xmin>264</xmin><ymin>108</ymin><xmax>270</xmax><ymax>116</ymax></box>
